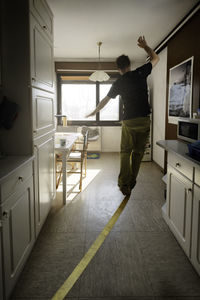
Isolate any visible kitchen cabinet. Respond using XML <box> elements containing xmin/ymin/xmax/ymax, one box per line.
<box><xmin>192</xmin><ymin>184</ymin><xmax>200</xmax><ymax>275</ymax></box>
<box><xmin>1</xmin><ymin>0</ymin><xmax>55</xmax><ymax>222</ymax></box>
<box><xmin>34</xmin><ymin>132</ymin><xmax>55</xmax><ymax>236</ymax></box>
<box><xmin>32</xmin><ymin>88</ymin><xmax>55</xmax><ymax>138</ymax></box>
<box><xmin>29</xmin><ymin>0</ymin><xmax>53</xmax><ymax>41</ymax></box>
<box><xmin>167</xmin><ymin>164</ymin><xmax>193</xmax><ymax>257</ymax></box>
<box><xmin>0</xmin><ymin>158</ymin><xmax>35</xmax><ymax>300</ymax></box>
<box><xmin>0</xmin><ymin>229</ymin><xmax>3</xmax><ymax>300</ymax></box>
<box><xmin>0</xmin><ymin>0</ymin><xmax>55</xmax><ymax>298</ymax></box>
<box><xmin>0</xmin><ymin>0</ymin><xmax>55</xmax><ymax>153</ymax></box>
<box><xmin>168</xmin><ymin>151</ymin><xmax>193</xmax><ymax>181</ymax></box>
<box><xmin>157</xmin><ymin>140</ymin><xmax>200</xmax><ymax>276</ymax></box>
<box><xmin>30</xmin><ymin>0</ymin><xmax>55</xmax><ymax>238</ymax></box>
<box><xmin>30</xmin><ymin>14</ymin><xmax>54</xmax><ymax>93</ymax></box>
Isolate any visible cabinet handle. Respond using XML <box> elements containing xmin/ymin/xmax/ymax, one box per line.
<box><xmin>32</xmin><ymin>77</ymin><xmax>35</xmax><ymax>81</ymax></box>
<box><xmin>176</xmin><ymin>162</ymin><xmax>181</xmax><ymax>167</ymax></box>
<box><xmin>18</xmin><ymin>176</ymin><xmax>24</xmax><ymax>182</ymax></box>
<box><xmin>2</xmin><ymin>211</ymin><xmax>9</xmax><ymax>219</ymax></box>
<box><xmin>43</xmin><ymin>25</ymin><xmax>47</xmax><ymax>29</ymax></box>
<box><xmin>187</xmin><ymin>188</ymin><xmax>192</xmax><ymax>194</ymax></box>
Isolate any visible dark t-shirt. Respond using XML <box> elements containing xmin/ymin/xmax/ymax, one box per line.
<box><xmin>107</xmin><ymin>62</ymin><xmax>152</xmax><ymax>120</ymax></box>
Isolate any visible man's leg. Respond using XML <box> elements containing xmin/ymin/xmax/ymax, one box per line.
<box><xmin>130</xmin><ymin>130</ymin><xmax>149</xmax><ymax>183</ymax></box>
<box><xmin>124</xmin><ymin>117</ymin><xmax>150</xmax><ymax>189</ymax></box>
<box><xmin>130</xmin><ymin>117</ymin><xmax>150</xmax><ymax>187</ymax></box>
<box><xmin>118</xmin><ymin>122</ymin><xmax>133</xmax><ymax>195</ymax></box>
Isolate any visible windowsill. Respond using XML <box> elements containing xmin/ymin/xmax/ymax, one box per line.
<box><xmin>63</xmin><ymin>121</ymin><xmax>122</xmax><ymax>127</ymax></box>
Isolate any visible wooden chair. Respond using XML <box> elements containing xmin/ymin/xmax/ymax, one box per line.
<box><xmin>55</xmin><ymin>130</ymin><xmax>88</xmax><ymax>192</ymax></box>
<box><xmin>67</xmin><ymin>130</ymin><xmax>88</xmax><ymax>191</ymax></box>
<box><xmin>55</xmin><ymin>154</ymin><xmax>63</xmax><ymax>189</ymax></box>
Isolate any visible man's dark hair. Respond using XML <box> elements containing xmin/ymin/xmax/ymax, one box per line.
<box><xmin>116</xmin><ymin>55</ymin><xmax>130</xmax><ymax>70</ymax></box>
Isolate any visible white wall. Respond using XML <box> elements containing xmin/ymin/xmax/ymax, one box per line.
<box><xmin>151</xmin><ymin>47</ymin><xmax>168</xmax><ymax>169</ymax></box>
<box><xmin>101</xmin><ymin>126</ymin><xmax>121</xmax><ymax>152</ymax></box>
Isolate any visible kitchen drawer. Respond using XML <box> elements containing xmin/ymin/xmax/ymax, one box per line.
<box><xmin>29</xmin><ymin>0</ymin><xmax>53</xmax><ymax>41</ymax></box>
<box><xmin>0</xmin><ymin>162</ymin><xmax>32</xmax><ymax>203</ymax></box>
<box><xmin>168</xmin><ymin>151</ymin><xmax>193</xmax><ymax>181</ymax></box>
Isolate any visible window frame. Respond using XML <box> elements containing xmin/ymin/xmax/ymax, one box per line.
<box><xmin>57</xmin><ymin>72</ymin><xmax>123</xmax><ymax>126</ymax></box>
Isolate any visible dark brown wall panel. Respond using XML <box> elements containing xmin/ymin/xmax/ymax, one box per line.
<box><xmin>55</xmin><ymin>61</ymin><xmax>117</xmax><ymax>72</ymax></box>
<box><xmin>166</xmin><ymin>10</ymin><xmax>200</xmax><ymax>140</ymax></box>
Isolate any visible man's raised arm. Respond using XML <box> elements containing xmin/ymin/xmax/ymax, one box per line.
<box><xmin>137</xmin><ymin>36</ymin><xmax>159</xmax><ymax>67</ymax></box>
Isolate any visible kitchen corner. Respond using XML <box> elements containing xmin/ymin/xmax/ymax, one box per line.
<box><xmin>157</xmin><ymin>139</ymin><xmax>200</xmax><ymax>276</ymax></box>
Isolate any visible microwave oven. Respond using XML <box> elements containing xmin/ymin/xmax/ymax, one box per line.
<box><xmin>177</xmin><ymin>118</ymin><xmax>200</xmax><ymax>143</ymax></box>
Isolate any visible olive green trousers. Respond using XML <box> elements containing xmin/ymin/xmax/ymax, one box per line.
<box><xmin>118</xmin><ymin>116</ymin><xmax>150</xmax><ymax>189</ymax></box>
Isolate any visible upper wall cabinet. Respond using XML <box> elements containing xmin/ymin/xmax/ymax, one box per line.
<box><xmin>32</xmin><ymin>88</ymin><xmax>55</xmax><ymax>137</ymax></box>
<box><xmin>30</xmin><ymin>15</ymin><xmax>54</xmax><ymax>93</ymax></box>
<box><xmin>29</xmin><ymin>0</ymin><xmax>53</xmax><ymax>41</ymax></box>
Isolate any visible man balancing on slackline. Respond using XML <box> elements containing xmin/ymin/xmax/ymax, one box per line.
<box><xmin>86</xmin><ymin>36</ymin><xmax>159</xmax><ymax>196</ymax></box>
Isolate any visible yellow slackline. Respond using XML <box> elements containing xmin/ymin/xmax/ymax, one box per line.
<box><xmin>51</xmin><ymin>195</ymin><xmax>130</xmax><ymax>300</ymax></box>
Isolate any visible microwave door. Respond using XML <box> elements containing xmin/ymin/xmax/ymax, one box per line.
<box><xmin>178</xmin><ymin>121</ymin><xmax>199</xmax><ymax>142</ymax></box>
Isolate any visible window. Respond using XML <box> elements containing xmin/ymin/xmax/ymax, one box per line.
<box><xmin>57</xmin><ymin>73</ymin><xmax>122</xmax><ymax>126</ymax></box>
<box><xmin>62</xmin><ymin>83</ymin><xmax>96</xmax><ymax>121</ymax></box>
<box><xmin>99</xmin><ymin>84</ymin><xmax>119</xmax><ymax>121</ymax></box>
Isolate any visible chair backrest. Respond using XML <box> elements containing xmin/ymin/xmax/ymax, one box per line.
<box><xmin>81</xmin><ymin>126</ymin><xmax>100</xmax><ymax>141</ymax></box>
<box><xmin>82</xmin><ymin>130</ymin><xmax>89</xmax><ymax>154</ymax></box>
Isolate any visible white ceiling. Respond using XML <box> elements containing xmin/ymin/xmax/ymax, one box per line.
<box><xmin>47</xmin><ymin>0</ymin><xmax>199</xmax><ymax>62</ymax></box>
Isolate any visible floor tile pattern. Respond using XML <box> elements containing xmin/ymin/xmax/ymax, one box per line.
<box><xmin>11</xmin><ymin>153</ymin><xmax>200</xmax><ymax>300</ymax></box>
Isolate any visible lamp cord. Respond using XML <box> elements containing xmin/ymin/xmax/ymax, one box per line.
<box><xmin>97</xmin><ymin>42</ymin><xmax>102</xmax><ymax>68</ymax></box>
<box><xmin>98</xmin><ymin>43</ymin><xmax>100</xmax><ymax>62</ymax></box>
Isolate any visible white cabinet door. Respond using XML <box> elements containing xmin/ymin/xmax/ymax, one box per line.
<box><xmin>0</xmin><ymin>178</ymin><xmax>35</xmax><ymax>300</ymax></box>
<box><xmin>0</xmin><ymin>228</ymin><xmax>4</xmax><ymax>300</ymax></box>
<box><xmin>32</xmin><ymin>88</ymin><xmax>55</xmax><ymax>137</ymax></box>
<box><xmin>29</xmin><ymin>0</ymin><xmax>53</xmax><ymax>41</ymax></box>
<box><xmin>34</xmin><ymin>133</ymin><xmax>55</xmax><ymax>236</ymax></box>
<box><xmin>30</xmin><ymin>15</ymin><xmax>54</xmax><ymax>93</ymax></box>
<box><xmin>167</xmin><ymin>164</ymin><xmax>193</xmax><ymax>257</ymax></box>
<box><xmin>191</xmin><ymin>184</ymin><xmax>200</xmax><ymax>276</ymax></box>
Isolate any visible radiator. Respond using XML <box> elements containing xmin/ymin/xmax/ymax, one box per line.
<box><xmin>77</xmin><ymin>126</ymin><xmax>102</xmax><ymax>152</ymax></box>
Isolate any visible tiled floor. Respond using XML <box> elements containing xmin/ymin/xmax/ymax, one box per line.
<box><xmin>11</xmin><ymin>153</ymin><xmax>200</xmax><ymax>300</ymax></box>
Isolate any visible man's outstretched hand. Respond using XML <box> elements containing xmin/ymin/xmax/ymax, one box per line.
<box><xmin>85</xmin><ymin>112</ymin><xmax>95</xmax><ymax>118</ymax></box>
<box><xmin>86</xmin><ymin>96</ymin><xmax>111</xmax><ymax>118</ymax></box>
<box><xmin>137</xmin><ymin>36</ymin><xmax>148</xmax><ymax>49</ymax></box>
<box><xmin>137</xmin><ymin>35</ymin><xmax>159</xmax><ymax>67</ymax></box>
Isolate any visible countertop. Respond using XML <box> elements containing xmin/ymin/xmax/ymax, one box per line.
<box><xmin>0</xmin><ymin>156</ymin><xmax>34</xmax><ymax>183</ymax></box>
<box><xmin>156</xmin><ymin>139</ymin><xmax>200</xmax><ymax>166</ymax></box>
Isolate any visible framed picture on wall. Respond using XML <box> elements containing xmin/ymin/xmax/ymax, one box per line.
<box><xmin>168</xmin><ymin>56</ymin><xmax>194</xmax><ymax>124</ymax></box>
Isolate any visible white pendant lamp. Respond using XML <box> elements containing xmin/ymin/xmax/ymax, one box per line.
<box><xmin>89</xmin><ymin>42</ymin><xmax>110</xmax><ymax>82</ymax></box>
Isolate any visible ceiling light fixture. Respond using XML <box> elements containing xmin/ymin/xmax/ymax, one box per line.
<box><xmin>89</xmin><ymin>42</ymin><xmax>110</xmax><ymax>82</ymax></box>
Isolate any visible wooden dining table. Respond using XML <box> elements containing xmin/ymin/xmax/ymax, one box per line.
<box><xmin>55</xmin><ymin>132</ymin><xmax>81</xmax><ymax>204</ymax></box>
